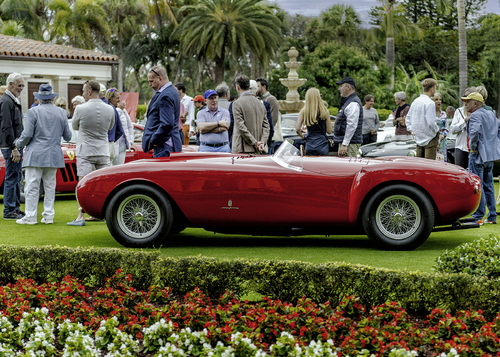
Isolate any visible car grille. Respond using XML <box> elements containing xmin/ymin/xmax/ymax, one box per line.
<box><xmin>59</xmin><ymin>163</ymin><xmax>78</xmax><ymax>182</ymax></box>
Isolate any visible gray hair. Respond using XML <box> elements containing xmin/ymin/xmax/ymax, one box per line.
<box><xmin>71</xmin><ymin>95</ymin><xmax>85</xmax><ymax>104</ymax></box>
<box><xmin>6</xmin><ymin>73</ymin><xmax>23</xmax><ymax>86</ymax></box>
<box><xmin>464</xmin><ymin>86</ymin><xmax>476</xmax><ymax>95</ymax></box>
<box><xmin>215</xmin><ymin>82</ymin><xmax>230</xmax><ymax>98</ymax></box>
<box><xmin>476</xmin><ymin>85</ymin><xmax>488</xmax><ymax>100</ymax></box>
<box><xmin>394</xmin><ymin>91</ymin><xmax>406</xmax><ymax>101</ymax></box>
<box><xmin>249</xmin><ymin>80</ymin><xmax>258</xmax><ymax>96</ymax></box>
<box><xmin>40</xmin><ymin>98</ymin><xmax>54</xmax><ymax>104</ymax></box>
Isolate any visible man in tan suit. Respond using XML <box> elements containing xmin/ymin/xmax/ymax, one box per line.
<box><xmin>231</xmin><ymin>75</ymin><xmax>270</xmax><ymax>154</ymax></box>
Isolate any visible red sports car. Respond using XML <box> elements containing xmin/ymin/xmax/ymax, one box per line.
<box><xmin>0</xmin><ymin>124</ymin><xmax>196</xmax><ymax>196</ymax></box>
<box><xmin>76</xmin><ymin>141</ymin><xmax>482</xmax><ymax>250</ymax></box>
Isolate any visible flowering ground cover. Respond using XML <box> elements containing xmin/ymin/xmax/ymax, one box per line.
<box><xmin>1</xmin><ymin>270</ymin><xmax>500</xmax><ymax>356</ymax></box>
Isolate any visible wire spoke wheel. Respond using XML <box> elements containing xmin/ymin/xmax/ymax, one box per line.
<box><xmin>117</xmin><ymin>194</ymin><xmax>161</xmax><ymax>239</ymax></box>
<box><xmin>375</xmin><ymin>195</ymin><xmax>420</xmax><ymax>240</ymax></box>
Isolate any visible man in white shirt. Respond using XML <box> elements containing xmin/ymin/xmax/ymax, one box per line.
<box><xmin>175</xmin><ymin>83</ymin><xmax>195</xmax><ymax>145</ymax></box>
<box><xmin>405</xmin><ymin>78</ymin><xmax>439</xmax><ymax>160</ymax></box>
<box><xmin>333</xmin><ymin>77</ymin><xmax>363</xmax><ymax>157</ymax></box>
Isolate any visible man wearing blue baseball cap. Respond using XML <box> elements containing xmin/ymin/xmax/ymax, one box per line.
<box><xmin>196</xmin><ymin>89</ymin><xmax>231</xmax><ymax>152</ymax></box>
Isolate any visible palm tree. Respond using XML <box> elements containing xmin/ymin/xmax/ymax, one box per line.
<box><xmin>49</xmin><ymin>0</ymin><xmax>110</xmax><ymax>50</ymax></box>
<box><xmin>0</xmin><ymin>0</ymin><xmax>49</xmax><ymax>40</ymax></box>
<box><xmin>371</xmin><ymin>0</ymin><xmax>422</xmax><ymax>88</ymax></box>
<box><xmin>173</xmin><ymin>0</ymin><xmax>283</xmax><ymax>84</ymax></box>
<box><xmin>103</xmin><ymin>0</ymin><xmax>148</xmax><ymax>91</ymax></box>
<box><xmin>457</xmin><ymin>0</ymin><xmax>467</xmax><ymax>98</ymax></box>
<box><xmin>318</xmin><ymin>4</ymin><xmax>361</xmax><ymax>45</ymax></box>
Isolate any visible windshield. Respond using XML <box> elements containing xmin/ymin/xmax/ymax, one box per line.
<box><xmin>271</xmin><ymin>140</ymin><xmax>303</xmax><ymax>172</ymax></box>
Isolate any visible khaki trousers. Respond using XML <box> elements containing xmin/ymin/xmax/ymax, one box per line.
<box><xmin>416</xmin><ymin>132</ymin><xmax>439</xmax><ymax>160</ymax></box>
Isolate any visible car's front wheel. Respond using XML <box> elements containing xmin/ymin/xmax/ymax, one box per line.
<box><xmin>106</xmin><ymin>184</ymin><xmax>173</xmax><ymax>248</ymax></box>
<box><xmin>362</xmin><ymin>184</ymin><xmax>434</xmax><ymax>250</ymax></box>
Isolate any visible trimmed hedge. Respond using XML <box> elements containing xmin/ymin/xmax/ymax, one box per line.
<box><xmin>0</xmin><ymin>245</ymin><xmax>160</xmax><ymax>290</ymax></box>
<box><xmin>2</xmin><ymin>245</ymin><xmax>500</xmax><ymax>316</ymax></box>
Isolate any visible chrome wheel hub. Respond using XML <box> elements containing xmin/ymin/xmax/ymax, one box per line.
<box><xmin>375</xmin><ymin>195</ymin><xmax>420</xmax><ymax>240</ymax></box>
<box><xmin>117</xmin><ymin>194</ymin><xmax>161</xmax><ymax>239</ymax></box>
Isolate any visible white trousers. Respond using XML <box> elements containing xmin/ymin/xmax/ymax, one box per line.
<box><xmin>112</xmin><ymin>150</ymin><xmax>126</xmax><ymax>165</ymax></box>
<box><xmin>24</xmin><ymin>167</ymin><xmax>57</xmax><ymax>222</ymax></box>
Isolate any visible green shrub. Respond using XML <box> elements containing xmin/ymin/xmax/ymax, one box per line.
<box><xmin>328</xmin><ymin>107</ymin><xmax>338</xmax><ymax>116</ymax></box>
<box><xmin>433</xmin><ymin>235</ymin><xmax>500</xmax><ymax>278</ymax></box>
<box><xmin>136</xmin><ymin>104</ymin><xmax>147</xmax><ymax>124</ymax></box>
<box><xmin>377</xmin><ymin>108</ymin><xmax>393</xmax><ymax>121</ymax></box>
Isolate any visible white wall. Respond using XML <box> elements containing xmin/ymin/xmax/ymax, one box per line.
<box><xmin>0</xmin><ymin>59</ymin><xmax>114</xmax><ymax>112</ymax></box>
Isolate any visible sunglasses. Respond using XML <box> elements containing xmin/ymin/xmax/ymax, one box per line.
<box><xmin>149</xmin><ymin>68</ymin><xmax>161</xmax><ymax>77</ymax></box>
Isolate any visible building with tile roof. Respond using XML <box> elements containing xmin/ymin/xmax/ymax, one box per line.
<box><xmin>0</xmin><ymin>34</ymin><xmax>118</xmax><ymax>114</ymax></box>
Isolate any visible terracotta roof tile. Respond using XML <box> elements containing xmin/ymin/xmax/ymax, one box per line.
<box><xmin>0</xmin><ymin>34</ymin><xmax>118</xmax><ymax>62</ymax></box>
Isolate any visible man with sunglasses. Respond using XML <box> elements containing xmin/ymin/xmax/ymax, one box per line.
<box><xmin>144</xmin><ymin>66</ymin><xmax>182</xmax><ymax>157</ymax></box>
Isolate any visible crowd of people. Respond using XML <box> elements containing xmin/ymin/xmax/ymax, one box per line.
<box><xmin>0</xmin><ymin>73</ymin><xmax>134</xmax><ymax>226</ymax></box>
<box><xmin>1</xmin><ymin>67</ymin><xmax>499</xmax><ymax>226</ymax></box>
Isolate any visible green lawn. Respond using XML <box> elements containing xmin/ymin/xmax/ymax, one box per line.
<box><xmin>1</xmin><ymin>182</ymin><xmax>499</xmax><ymax>274</ymax></box>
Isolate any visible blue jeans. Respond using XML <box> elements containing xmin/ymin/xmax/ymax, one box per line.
<box><xmin>469</xmin><ymin>152</ymin><xmax>497</xmax><ymax>221</ymax></box>
<box><xmin>198</xmin><ymin>143</ymin><xmax>231</xmax><ymax>153</ymax></box>
<box><xmin>1</xmin><ymin>148</ymin><xmax>23</xmax><ymax>215</ymax></box>
<box><xmin>153</xmin><ymin>143</ymin><xmax>173</xmax><ymax>158</ymax></box>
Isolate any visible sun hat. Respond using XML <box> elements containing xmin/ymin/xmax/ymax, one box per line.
<box><xmin>461</xmin><ymin>92</ymin><xmax>484</xmax><ymax>104</ymax></box>
<box><xmin>33</xmin><ymin>84</ymin><xmax>59</xmax><ymax>100</ymax></box>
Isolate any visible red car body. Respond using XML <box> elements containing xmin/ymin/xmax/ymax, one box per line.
<box><xmin>76</xmin><ymin>144</ymin><xmax>482</xmax><ymax>250</ymax></box>
<box><xmin>0</xmin><ymin>124</ymin><xmax>196</xmax><ymax>194</ymax></box>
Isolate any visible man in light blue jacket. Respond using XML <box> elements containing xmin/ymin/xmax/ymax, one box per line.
<box><xmin>15</xmin><ymin>84</ymin><xmax>72</xmax><ymax>225</ymax></box>
<box><xmin>462</xmin><ymin>92</ymin><xmax>500</xmax><ymax>225</ymax></box>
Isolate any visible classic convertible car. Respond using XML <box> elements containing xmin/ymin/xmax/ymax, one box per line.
<box><xmin>76</xmin><ymin>141</ymin><xmax>481</xmax><ymax>250</ymax></box>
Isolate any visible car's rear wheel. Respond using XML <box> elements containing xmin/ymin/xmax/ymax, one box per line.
<box><xmin>362</xmin><ymin>184</ymin><xmax>434</xmax><ymax>250</ymax></box>
<box><xmin>106</xmin><ymin>184</ymin><xmax>173</xmax><ymax>248</ymax></box>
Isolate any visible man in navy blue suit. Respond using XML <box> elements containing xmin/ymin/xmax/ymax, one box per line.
<box><xmin>143</xmin><ymin>66</ymin><xmax>182</xmax><ymax>157</ymax></box>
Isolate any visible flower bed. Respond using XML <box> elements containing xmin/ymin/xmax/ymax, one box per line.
<box><xmin>1</xmin><ymin>270</ymin><xmax>499</xmax><ymax>356</ymax></box>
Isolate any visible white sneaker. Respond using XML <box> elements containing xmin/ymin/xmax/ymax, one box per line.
<box><xmin>16</xmin><ymin>217</ymin><xmax>37</xmax><ymax>225</ymax></box>
<box><xmin>41</xmin><ymin>218</ymin><xmax>53</xmax><ymax>224</ymax></box>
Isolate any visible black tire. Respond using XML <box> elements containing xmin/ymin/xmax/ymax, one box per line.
<box><xmin>362</xmin><ymin>184</ymin><xmax>434</xmax><ymax>250</ymax></box>
<box><xmin>105</xmin><ymin>184</ymin><xmax>173</xmax><ymax>248</ymax></box>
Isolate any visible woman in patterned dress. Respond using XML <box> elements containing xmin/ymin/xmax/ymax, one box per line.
<box><xmin>432</xmin><ymin>92</ymin><xmax>448</xmax><ymax>162</ymax></box>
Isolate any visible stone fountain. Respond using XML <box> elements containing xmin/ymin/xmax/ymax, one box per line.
<box><xmin>279</xmin><ymin>47</ymin><xmax>307</xmax><ymax>113</ymax></box>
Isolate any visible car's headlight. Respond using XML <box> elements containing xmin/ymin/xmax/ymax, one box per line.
<box><xmin>407</xmin><ymin>150</ymin><xmax>416</xmax><ymax>157</ymax></box>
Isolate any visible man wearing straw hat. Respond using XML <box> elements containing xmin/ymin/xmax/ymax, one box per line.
<box><xmin>15</xmin><ymin>84</ymin><xmax>72</xmax><ymax>224</ymax></box>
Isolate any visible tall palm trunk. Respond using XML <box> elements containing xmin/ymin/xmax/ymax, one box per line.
<box><xmin>386</xmin><ymin>0</ymin><xmax>395</xmax><ymax>90</ymax></box>
<box><xmin>457</xmin><ymin>0</ymin><xmax>467</xmax><ymax>101</ymax></box>
<box><xmin>214</xmin><ymin>53</ymin><xmax>225</xmax><ymax>85</ymax></box>
<box><xmin>118</xmin><ymin>34</ymin><xmax>124</xmax><ymax>92</ymax></box>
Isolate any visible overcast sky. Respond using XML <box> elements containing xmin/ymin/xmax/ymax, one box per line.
<box><xmin>273</xmin><ymin>0</ymin><xmax>500</xmax><ymax>27</ymax></box>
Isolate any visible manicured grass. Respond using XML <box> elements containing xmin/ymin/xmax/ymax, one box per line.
<box><xmin>1</xmin><ymin>182</ymin><xmax>499</xmax><ymax>274</ymax></box>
